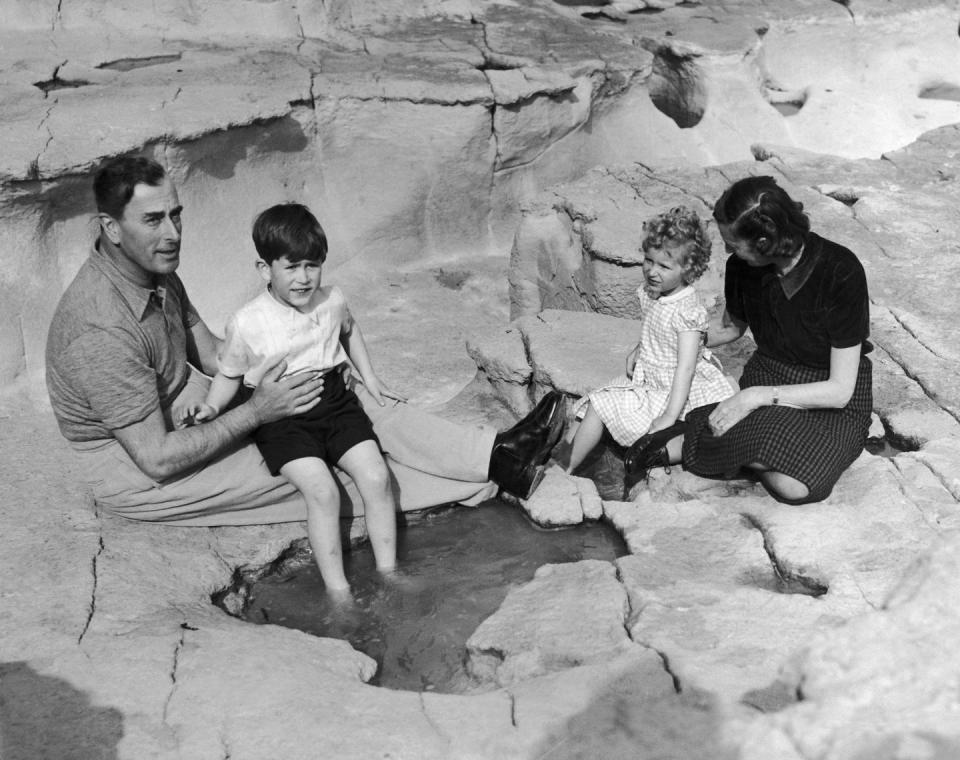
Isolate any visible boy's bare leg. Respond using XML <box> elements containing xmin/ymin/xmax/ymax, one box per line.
<box><xmin>567</xmin><ymin>404</ymin><xmax>605</xmax><ymax>474</ymax></box>
<box><xmin>337</xmin><ymin>441</ymin><xmax>397</xmax><ymax>572</ymax></box>
<box><xmin>280</xmin><ymin>458</ymin><xmax>350</xmax><ymax>593</ymax></box>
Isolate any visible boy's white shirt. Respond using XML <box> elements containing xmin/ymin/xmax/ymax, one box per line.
<box><xmin>217</xmin><ymin>285</ymin><xmax>352</xmax><ymax>387</ymax></box>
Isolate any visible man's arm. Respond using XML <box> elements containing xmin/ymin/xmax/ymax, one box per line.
<box><xmin>186</xmin><ymin>318</ymin><xmax>222</xmax><ymax>376</ymax></box>
<box><xmin>114</xmin><ymin>361</ymin><xmax>323</xmax><ymax>480</ymax></box>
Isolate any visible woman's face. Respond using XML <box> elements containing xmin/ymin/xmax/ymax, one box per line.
<box><xmin>718</xmin><ymin>223</ymin><xmax>767</xmax><ymax>267</ymax></box>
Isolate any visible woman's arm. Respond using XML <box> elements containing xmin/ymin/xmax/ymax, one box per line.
<box><xmin>706</xmin><ymin>309</ymin><xmax>747</xmax><ymax>348</ymax></box>
<box><xmin>648</xmin><ymin>331</ymin><xmax>701</xmax><ymax>433</ymax></box>
<box><xmin>708</xmin><ymin>344</ymin><xmax>862</xmax><ymax>436</ymax></box>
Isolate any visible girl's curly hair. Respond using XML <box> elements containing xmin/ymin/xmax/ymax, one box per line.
<box><xmin>641</xmin><ymin>206</ymin><xmax>712</xmax><ymax>282</ymax></box>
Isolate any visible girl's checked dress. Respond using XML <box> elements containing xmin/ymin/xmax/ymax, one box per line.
<box><xmin>583</xmin><ymin>285</ymin><xmax>735</xmax><ymax>446</ymax></box>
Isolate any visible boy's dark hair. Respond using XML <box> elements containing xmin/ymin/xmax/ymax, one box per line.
<box><xmin>641</xmin><ymin>206</ymin><xmax>712</xmax><ymax>282</ymax></box>
<box><xmin>252</xmin><ymin>203</ymin><xmax>328</xmax><ymax>264</ymax></box>
<box><xmin>712</xmin><ymin>175</ymin><xmax>810</xmax><ymax>258</ymax></box>
<box><xmin>94</xmin><ymin>155</ymin><xmax>166</xmax><ymax>219</ymax></box>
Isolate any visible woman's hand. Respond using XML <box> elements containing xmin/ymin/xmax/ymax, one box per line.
<box><xmin>708</xmin><ymin>387</ymin><xmax>767</xmax><ymax>436</ymax></box>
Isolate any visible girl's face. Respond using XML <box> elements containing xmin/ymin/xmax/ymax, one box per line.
<box><xmin>642</xmin><ymin>243</ymin><xmax>689</xmax><ymax>297</ymax></box>
<box><xmin>718</xmin><ymin>223</ymin><xmax>766</xmax><ymax>267</ymax></box>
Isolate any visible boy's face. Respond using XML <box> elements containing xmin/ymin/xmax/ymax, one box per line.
<box><xmin>258</xmin><ymin>255</ymin><xmax>323</xmax><ymax>312</ymax></box>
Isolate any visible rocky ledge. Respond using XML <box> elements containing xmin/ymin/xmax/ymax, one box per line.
<box><xmin>6</xmin><ymin>2</ymin><xmax>960</xmax><ymax>759</ymax></box>
<box><xmin>458</xmin><ymin>122</ymin><xmax>960</xmax><ymax>756</ymax></box>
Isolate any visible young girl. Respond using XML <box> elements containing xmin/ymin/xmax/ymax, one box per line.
<box><xmin>564</xmin><ymin>206</ymin><xmax>735</xmax><ymax>474</ymax></box>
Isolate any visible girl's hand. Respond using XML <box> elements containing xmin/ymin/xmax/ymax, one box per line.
<box><xmin>625</xmin><ymin>347</ymin><xmax>639</xmax><ymax>379</ymax></box>
<box><xmin>708</xmin><ymin>387</ymin><xmax>765</xmax><ymax>436</ymax></box>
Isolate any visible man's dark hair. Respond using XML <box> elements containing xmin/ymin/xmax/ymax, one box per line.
<box><xmin>93</xmin><ymin>156</ymin><xmax>167</xmax><ymax>219</ymax></box>
<box><xmin>252</xmin><ymin>203</ymin><xmax>328</xmax><ymax>264</ymax></box>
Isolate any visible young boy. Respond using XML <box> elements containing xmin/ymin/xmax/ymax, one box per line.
<box><xmin>182</xmin><ymin>203</ymin><xmax>400</xmax><ymax>596</ymax></box>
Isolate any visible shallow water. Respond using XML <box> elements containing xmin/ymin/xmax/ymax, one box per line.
<box><xmin>243</xmin><ymin>500</ymin><xmax>627</xmax><ymax>693</ymax></box>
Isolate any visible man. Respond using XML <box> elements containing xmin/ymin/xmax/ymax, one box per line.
<box><xmin>46</xmin><ymin>155</ymin><xmax>563</xmax><ymax>526</ymax></box>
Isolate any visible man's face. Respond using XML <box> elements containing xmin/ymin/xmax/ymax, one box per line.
<box><xmin>102</xmin><ymin>177</ymin><xmax>183</xmax><ymax>286</ymax></box>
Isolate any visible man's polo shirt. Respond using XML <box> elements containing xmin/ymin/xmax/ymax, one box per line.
<box><xmin>46</xmin><ymin>242</ymin><xmax>201</xmax><ymax>443</ymax></box>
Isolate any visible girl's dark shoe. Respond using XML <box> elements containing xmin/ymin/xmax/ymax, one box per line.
<box><xmin>623</xmin><ymin>421</ymin><xmax>687</xmax><ymax>481</ymax></box>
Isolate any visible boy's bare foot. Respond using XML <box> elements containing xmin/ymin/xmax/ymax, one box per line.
<box><xmin>325</xmin><ymin>584</ymin><xmax>354</xmax><ymax>605</ymax></box>
<box><xmin>377</xmin><ymin>568</ymin><xmax>427</xmax><ymax>595</ymax></box>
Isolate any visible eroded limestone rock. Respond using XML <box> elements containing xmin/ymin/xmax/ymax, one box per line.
<box><xmin>465</xmin><ymin>559</ymin><xmax>633</xmax><ymax>688</ymax></box>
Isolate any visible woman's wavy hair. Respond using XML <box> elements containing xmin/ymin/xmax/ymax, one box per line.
<box><xmin>641</xmin><ymin>206</ymin><xmax>712</xmax><ymax>283</ymax></box>
<box><xmin>712</xmin><ymin>176</ymin><xmax>810</xmax><ymax>258</ymax></box>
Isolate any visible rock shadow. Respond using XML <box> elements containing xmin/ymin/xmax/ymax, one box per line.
<box><xmin>530</xmin><ymin>673</ymin><xmax>737</xmax><ymax>760</ymax></box>
<box><xmin>0</xmin><ymin>661</ymin><xmax>124</xmax><ymax>760</ymax></box>
<box><xmin>647</xmin><ymin>47</ymin><xmax>706</xmax><ymax>129</ymax></box>
<box><xmin>919</xmin><ymin>82</ymin><xmax>960</xmax><ymax>102</ymax></box>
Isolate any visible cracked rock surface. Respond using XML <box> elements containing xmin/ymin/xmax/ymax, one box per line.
<box><xmin>6</xmin><ymin>2</ymin><xmax>960</xmax><ymax>759</ymax></box>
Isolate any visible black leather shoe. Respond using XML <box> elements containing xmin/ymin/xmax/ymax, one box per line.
<box><xmin>623</xmin><ymin>421</ymin><xmax>687</xmax><ymax>480</ymax></box>
<box><xmin>489</xmin><ymin>391</ymin><xmax>566</xmax><ymax>498</ymax></box>
<box><xmin>488</xmin><ymin>449</ymin><xmax>546</xmax><ymax>500</ymax></box>
<box><xmin>492</xmin><ymin>390</ymin><xmax>566</xmax><ymax>468</ymax></box>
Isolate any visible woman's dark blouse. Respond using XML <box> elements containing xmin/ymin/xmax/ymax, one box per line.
<box><xmin>724</xmin><ymin>232</ymin><xmax>871</xmax><ymax>370</ymax></box>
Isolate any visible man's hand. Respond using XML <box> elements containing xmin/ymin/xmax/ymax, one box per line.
<box><xmin>249</xmin><ymin>360</ymin><xmax>324</xmax><ymax>424</ymax></box>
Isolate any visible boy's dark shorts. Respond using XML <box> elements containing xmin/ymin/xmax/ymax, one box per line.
<box><xmin>253</xmin><ymin>369</ymin><xmax>379</xmax><ymax>475</ymax></box>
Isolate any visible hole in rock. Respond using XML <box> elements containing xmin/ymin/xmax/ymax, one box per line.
<box><xmin>765</xmin><ymin>86</ymin><xmax>807</xmax><ymax>117</ymax></box>
<box><xmin>554</xmin><ymin>0</ymin><xmax>609</xmax><ymax>6</ymax></box>
<box><xmin>825</xmin><ymin>188</ymin><xmax>860</xmax><ymax>206</ymax></box>
<box><xmin>581</xmin><ymin>11</ymin><xmax>626</xmax><ymax>22</ymax></box>
<box><xmin>96</xmin><ymin>54</ymin><xmax>182</xmax><ymax>72</ymax></box>
<box><xmin>771</xmin><ymin>101</ymin><xmax>803</xmax><ymax>117</ymax></box>
<box><xmin>865</xmin><ymin>436</ymin><xmax>907</xmax><ymax>458</ymax></box>
<box><xmin>647</xmin><ymin>50</ymin><xmax>705</xmax><ymax>128</ymax></box>
<box><xmin>33</xmin><ymin>77</ymin><xmax>91</xmax><ymax>93</ymax></box>
<box><xmin>918</xmin><ymin>82</ymin><xmax>960</xmax><ymax>102</ymax></box>
<box><xmin>432</xmin><ymin>267</ymin><xmax>471</xmax><ymax>290</ymax></box>
<box><xmin>234</xmin><ymin>500</ymin><xmax>627</xmax><ymax>693</ymax></box>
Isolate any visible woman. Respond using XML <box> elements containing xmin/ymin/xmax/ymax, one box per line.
<box><xmin>624</xmin><ymin>175</ymin><xmax>872</xmax><ymax>504</ymax></box>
